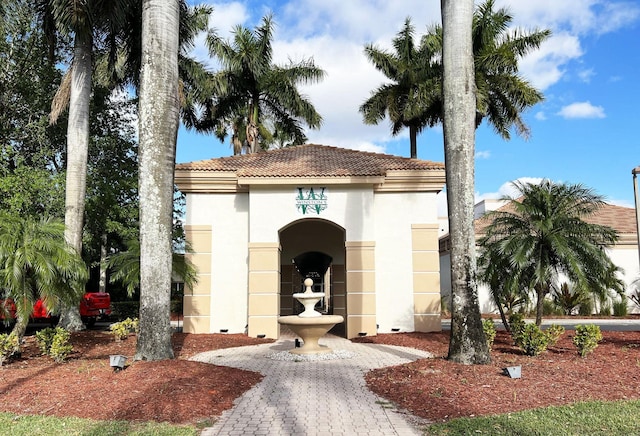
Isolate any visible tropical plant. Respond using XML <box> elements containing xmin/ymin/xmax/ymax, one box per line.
<box><xmin>478</xmin><ymin>180</ymin><xmax>619</xmax><ymax>326</ymax></box>
<box><xmin>107</xmin><ymin>238</ymin><xmax>198</xmax><ymax>297</ymax></box>
<box><xmin>442</xmin><ymin>0</ymin><xmax>490</xmax><ymax>365</ymax></box>
<box><xmin>478</xmin><ymin>239</ymin><xmax>529</xmax><ymax>330</ymax></box>
<box><xmin>200</xmin><ymin>14</ymin><xmax>325</xmax><ymax>154</ymax></box>
<box><xmin>552</xmin><ymin>282</ymin><xmax>590</xmax><ymax>315</ymax></box>
<box><xmin>359</xmin><ymin>18</ymin><xmax>441</xmax><ymax>159</ymax></box>
<box><xmin>0</xmin><ymin>213</ymin><xmax>87</xmax><ymax>350</ymax></box>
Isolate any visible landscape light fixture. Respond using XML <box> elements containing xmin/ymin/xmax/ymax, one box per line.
<box><xmin>503</xmin><ymin>365</ymin><xmax>521</xmax><ymax>379</ymax></box>
<box><xmin>109</xmin><ymin>354</ymin><xmax>127</xmax><ymax>372</ymax></box>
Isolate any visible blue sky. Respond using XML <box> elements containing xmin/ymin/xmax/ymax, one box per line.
<box><xmin>178</xmin><ymin>0</ymin><xmax>640</xmax><ymax>211</ymax></box>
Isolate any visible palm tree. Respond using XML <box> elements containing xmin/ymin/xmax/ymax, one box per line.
<box><xmin>362</xmin><ymin>1</ymin><xmax>550</xmax><ymax>159</ymax></box>
<box><xmin>359</xmin><ymin>18</ymin><xmax>441</xmax><ymax>159</ymax></box>
<box><xmin>478</xmin><ymin>180</ymin><xmax>619</xmax><ymax>326</ymax></box>
<box><xmin>48</xmin><ymin>0</ymin><xmax>131</xmax><ymax>331</ymax></box>
<box><xmin>441</xmin><ymin>0</ymin><xmax>491</xmax><ymax>365</ymax></box>
<box><xmin>107</xmin><ymin>238</ymin><xmax>198</xmax><ymax>297</ymax></box>
<box><xmin>0</xmin><ymin>213</ymin><xmax>87</xmax><ymax>350</ymax></box>
<box><xmin>477</xmin><ymin>241</ymin><xmax>529</xmax><ymax>331</ymax></box>
<box><xmin>136</xmin><ymin>0</ymin><xmax>180</xmax><ymax>361</ymax></box>
<box><xmin>471</xmin><ymin>0</ymin><xmax>550</xmax><ymax>138</ymax></box>
<box><xmin>201</xmin><ymin>14</ymin><xmax>325</xmax><ymax>154</ymax></box>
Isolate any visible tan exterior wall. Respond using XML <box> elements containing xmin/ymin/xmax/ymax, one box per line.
<box><xmin>346</xmin><ymin>241</ymin><xmax>377</xmax><ymax>338</ymax></box>
<box><xmin>247</xmin><ymin>243</ymin><xmax>280</xmax><ymax>338</ymax></box>
<box><xmin>331</xmin><ymin>265</ymin><xmax>346</xmax><ymax>319</ymax></box>
<box><xmin>412</xmin><ymin>224</ymin><xmax>441</xmax><ymax>332</ymax></box>
<box><xmin>183</xmin><ymin>225</ymin><xmax>212</xmax><ymax>333</ymax></box>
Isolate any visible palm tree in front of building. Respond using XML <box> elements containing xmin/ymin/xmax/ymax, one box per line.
<box><xmin>201</xmin><ymin>14</ymin><xmax>325</xmax><ymax>154</ymax></box>
<box><xmin>0</xmin><ymin>214</ymin><xmax>87</xmax><ymax>351</ymax></box>
<box><xmin>478</xmin><ymin>180</ymin><xmax>620</xmax><ymax>326</ymax></box>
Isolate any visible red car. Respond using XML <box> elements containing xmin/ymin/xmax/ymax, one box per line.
<box><xmin>1</xmin><ymin>292</ymin><xmax>111</xmax><ymax>327</ymax></box>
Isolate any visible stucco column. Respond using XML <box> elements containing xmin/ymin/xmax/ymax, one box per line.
<box><xmin>345</xmin><ymin>241</ymin><xmax>376</xmax><ymax>338</ymax></box>
<box><xmin>183</xmin><ymin>225</ymin><xmax>212</xmax><ymax>333</ymax></box>
<box><xmin>412</xmin><ymin>224</ymin><xmax>442</xmax><ymax>332</ymax></box>
<box><xmin>247</xmin><ymin>242</ymin><xmax>281</xmax><ymax>338</ymax></box>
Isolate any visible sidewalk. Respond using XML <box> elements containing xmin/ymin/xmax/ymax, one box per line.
<box><xmin>192</xmin><ymin>332</ymin><xmax>433</xmax><ymax>436</ymax></box>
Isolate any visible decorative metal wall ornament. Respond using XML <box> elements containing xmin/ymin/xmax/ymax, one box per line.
<box><xmin>295</xmin><ymin>187</ymin><xmax>328</xmax><ymax>215</ymax></box>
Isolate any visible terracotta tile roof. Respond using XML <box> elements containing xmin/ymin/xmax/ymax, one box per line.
<box><xmin>175</xmin><ymin>144</ymin><xmax>444</xmax><ymax>177</ymax></box>
<box><xmin>474</xmin><ymin>200</ymin><xmax>637</xmax><ymax>236</ymax></box>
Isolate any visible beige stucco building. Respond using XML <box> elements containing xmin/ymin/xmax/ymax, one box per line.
<box><xmin>175</xmin><ymin>144</ymin><xmax>446</xmax><ymax>339</ymax></box>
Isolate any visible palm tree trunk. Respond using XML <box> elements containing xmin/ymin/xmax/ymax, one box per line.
<box><xmin>10</xmin><ymin>315</ymin><xmax>29</xmax><ymax>354</ymax></box>
<box><xmin>59</xmin><ymin>33</ymin><xmax>92</xmax><ymax>332</ymax></box>
<box><xmin>409</xmin><ymin>125</ymin><xmax>417</xmax><ymax>159</ymax></box>
<box><xmin>136</xmin><ymin>0</ymin><xmax>180</xmax><ymax>361</ymax></box>
<box><xmin>495</xmin><ymin>295</ymin><xmax>510</xmax><ymax>332</ymax></box>
<box><xmin>535</xmin><ymin>285</ymin><xmax>546</xmax><ymax>326</ymax></box>
<box><xmin>99</xmin><ymin>233</ymin><xmax>107</xmax><ymax>293</ymax></box>
<box><xmin>442</xmin><ymin>0</ymin><xmax>490</xmax><ymax>365</ymax></box>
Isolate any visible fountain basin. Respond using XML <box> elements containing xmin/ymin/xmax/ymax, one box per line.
<box><xmin>292</xmin><ymin>292</ymin><xmax>325</xmax><ymax>317</ymax></box>
<box><xmin>278</xmin><ymin>315</ymin><xmax>344</xmax><ymax>354</ymax></box>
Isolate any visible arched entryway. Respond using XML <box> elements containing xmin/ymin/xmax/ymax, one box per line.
<box><xmin>279</xmin><ymin>219</ymin><xmax>346</xmax><ymax>337</ymax></box>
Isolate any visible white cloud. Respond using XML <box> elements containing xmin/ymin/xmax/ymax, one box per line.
<box><xmin>535</xmin><ymin>111</ymin><xmax>547</xmax><ymax>121</ymax></box>
<box><xmin>557</xmin><ymin>101</ymin><xmax>606</xmax><ymax>119</ymax></box>
<box><xmin>518</xmin><ymin>32</ymin><xmax>582</xmax><ymax>90</ymax></box>
<box><xmin>578</xmin><ymin>68</ymin><xmax>595</xmax><ymax>83</ymax></box>
<box><xmin>476</xmin><ymin>177</ymin><xmax>545</xmax><ymax>202</ymax></box>
<box><xmin>475</xmin><ymin>150</ymin><xmax>491</xmax><ymax>159</ymax></box>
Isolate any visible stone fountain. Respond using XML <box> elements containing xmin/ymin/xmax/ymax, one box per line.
<box><xmin>278</xmin><ymin>277</ymin><xmax>344</xmax><ymax>355</ymax></box>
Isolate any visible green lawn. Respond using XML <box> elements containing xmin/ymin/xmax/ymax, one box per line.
<box><xmin>0</xmin><ymin>413</ymin><xmax>198</xmax><ymax>436</ymax></box>
<box><xmin>424</xmin><ymin>399</ymin><xmax>640</xmax><ymax>435</ymax></box>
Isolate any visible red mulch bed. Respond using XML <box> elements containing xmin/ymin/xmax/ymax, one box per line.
<box><xmin>0</xmin><ymin>330</ymin><xmax>271</xmax><ymax>425</ymax></box>
<box><xmin>1</xmin><ymin>327</ymin><xmax>639</xmax><ymax>426</ymax></box>
<box><xmin>353</xmin><ymin>330</ymin><xmax>640</xmax><ymax>422</ymax></box>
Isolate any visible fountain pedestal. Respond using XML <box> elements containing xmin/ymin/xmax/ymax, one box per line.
<box><xmin>278</xmin><ymin>278</ymin><xmax>344</xmax><ymax>355</ymax></box>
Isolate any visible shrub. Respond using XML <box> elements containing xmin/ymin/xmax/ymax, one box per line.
<box><xmin>545</xmin><ymin>324</ymin><xmax>565</xmax><ymax>347</ymax></box>
<box><xmin>35</xmin><ymin>327</ymin><xmax>73</xmax><ymax>362</ymax></box>
<box><xmin>110</xmin><ymin>301</ymin><xmax>139</xmax><ymax>321</ymax></box>
<box><xmin>482</xmin><ymin>318</ymin><xmax>497</xmax><ymax>351</ymax></box>
<box><xmin>49</xmin><ymin>328</ymin><xmax>72</xmax><ymax>363</ymax></box>
<box><xmin>508</xmin><ymin>312</ymin><xmax>526</xmax><ymax>344</ymax></box>
<box><xmin>110</xmin><ymin>317</ymin><xmax>139</xmax><ymax>341</ymax></box>
<box><xmin>598</xmin><ymin>301</ymin><xmax>611</xmax><ymax>316</ymax></box>
<box><xmin>517</xmin><ymin>323</ymin><xmax>549</xmax><ymax>356</ymax></box>
<box><xmin>573</xmin><ymin>324</ymin><xmax>602</xmax><ymax>357</ymax></box>
<box><xmin>613</xmin><ymin>299</ymin><xmax>628</xmax><ymax>317</ymax></box>
<box><xmin>35</xmin><ymin>327</ymin><xmax>57</xmax><ymax>354</ymax></box>
<box><xmin>542</xmin><ymin>299</ymin><xmax>562</xmax><ymax>316</ymax></box>
<box><xmin>578</xmin><ymin>299</ymin><xmax>593</xmax><ymax>316</ymax></box>
<box><xmin>0</xmin><ymin>333</ymin><xmax>18</xmax><ymax>366</ymax></box>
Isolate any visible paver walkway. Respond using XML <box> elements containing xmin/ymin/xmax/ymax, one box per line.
<box><xmin>192</xmin><ymin>332</ymin><xmax>433</xmax><ymax>436</ymax></box>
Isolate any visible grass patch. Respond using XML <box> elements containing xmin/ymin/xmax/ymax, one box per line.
<box><xmin>425</xmin><ymin>399</ymin><xmax>640</xmax><ymax>435</ymax></box>
<box><xmin>0</xmin><ymin>413</ymin><xmax>198</xmax><ymax>436</ymax></box>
